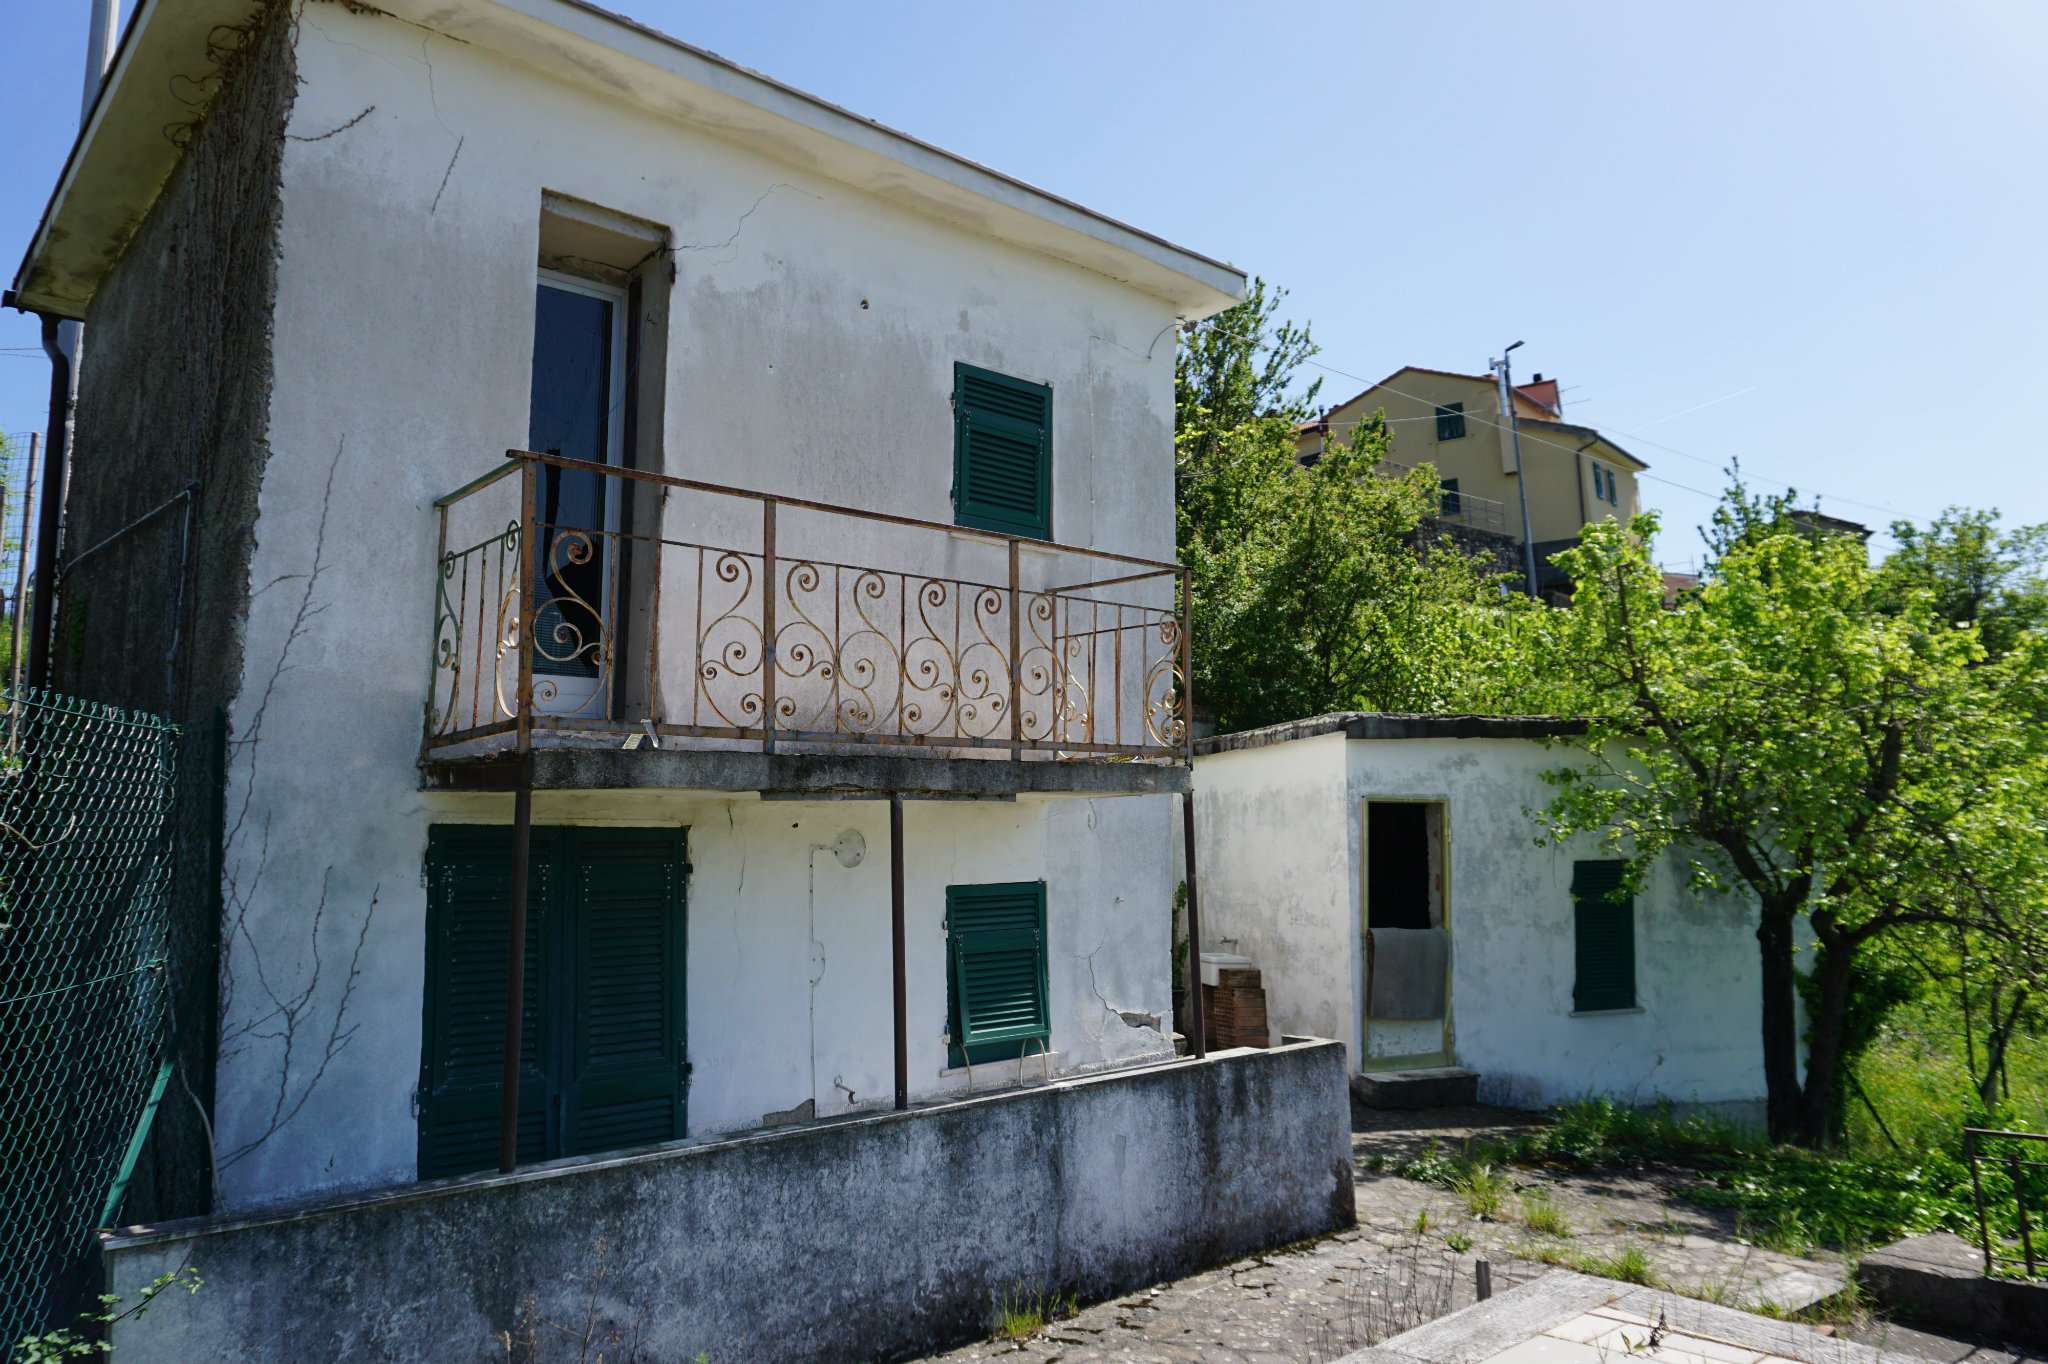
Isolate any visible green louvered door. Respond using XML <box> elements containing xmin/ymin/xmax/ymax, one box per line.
<box><xmin>420</xmin><ymin>827</ymin><xmax>685</xmax><ymax>1179</ymax></box>
<box><xmin>946</xmin><ymin>881</ymin><xmax>1050</xmax><ymax>1067</ymax></box>
<box><xmin>562</xmin><ymin>829</ymin><xmax>687</xmax><ymax>1156</ymax></box>
<box><xmin>1571</xmin><ymin>860</ymin><xmax>1637</xmax><ymax>1013</ymax></box>
<box><xmin>418</xmin><ymin>826</ymin><xmax>558</xmax><ymax>1179</ymax></box>
<box><xmin>953</xmin><ymin>364</ymin><xmax>1052</xmax><ymax>540</ymax></box>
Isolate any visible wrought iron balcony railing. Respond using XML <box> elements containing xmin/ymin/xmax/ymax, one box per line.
<box><xmin>424</xmin><ymin>451</ymin><xmax>1191</xmax><ymax>765</ymax></box>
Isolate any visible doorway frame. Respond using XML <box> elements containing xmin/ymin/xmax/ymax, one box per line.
<box><xmin>1358</xmin><ymin>794</ymin><xmax>1455</xmax><ymax>1071</ymax></box>
<box><xmin>530</xmin><ymin>267</ymin><xmax>630</xmax><ymax>719</ymax></box>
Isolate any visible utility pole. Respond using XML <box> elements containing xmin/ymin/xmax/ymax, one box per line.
<box><xmin>13</xmin><ymin>435</ymin><xmax>36</xmax><ymax>694</ymax></box>
<box><xmin>59</xmin><ymin>2</ymin><xmax>121</xmax><ymax>376</ymax></box>
<box><xmin>1492</xmin><ymin>341</ymin><xmax>1540</xmax><ymax>598</ymax></box>
<box><xmin>83</xmin><ymin>0</ymin><xmax>120</xmax><ymax>122</ymax></box>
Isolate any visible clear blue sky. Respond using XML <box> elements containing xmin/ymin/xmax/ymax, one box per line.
<box><xmin>5</xmin><ymin>0</ymin><xmax>2045</xmax><ymax>564</ymax></box>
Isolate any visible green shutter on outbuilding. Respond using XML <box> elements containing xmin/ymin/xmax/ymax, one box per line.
<box><xmin>954</xmin><ymin>364</ymin><xmax>1051</xmax><ymax>540</ymax></box>
<box><xmin>946</xmin><ymin>881</ymin><xmax>1049</xmax><ymax>1067</ymax></box>
<box><xmin>1571</xmin><ymin>860</ymin><xmax>1636</xmax><ymax>1013</ymax></box>
<box><xmin>419</xmin><ymin>826</ymin><xmax>686</xmax><ymax>1180</ymax></box>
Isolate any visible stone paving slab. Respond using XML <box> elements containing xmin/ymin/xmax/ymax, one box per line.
<box><xmin>1329</xmin><ymin>1271</ymin><xmax>1884</xmax><ymax>1364</ymax></box>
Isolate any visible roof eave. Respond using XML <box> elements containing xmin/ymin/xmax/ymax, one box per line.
<box><xmin>16</xmin><ymin>0</ymin><xmax>1246</xmax><ymax>322</ymax></box>
<box><xmin>10</xmin><ymin>0</ymin><xmax>269</xmax><ymax>320</ymax></box>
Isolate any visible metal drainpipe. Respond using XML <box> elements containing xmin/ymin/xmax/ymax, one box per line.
<box><xmin>11</xmin><ymin>0</ymin><xmax>119</xmax><ymax>691</ymax></box>
<box><xmin>28</xmin><ymin>313</ymin><xmax>72</xmax><ymax>689</ymax></box>
<box><xmin>891</xmin><ymin>793</ymin><xmax>907</xmax><ymax>1110</ymax></box>
<box><xmin>1181</xmin><ymin>792</ymin><xmax>1207</xmax><ymax>1059</ymax></box>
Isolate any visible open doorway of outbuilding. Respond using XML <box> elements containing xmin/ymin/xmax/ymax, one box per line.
<box><xmin>1360</xmin><ymin>799</ymin><xmax>1469</xmax><ymax>1103</ymax></box>
<box><xmin>1367</xmin><ymin>802</ymin><xmax>1442</xmax><ymax>931</ymax></box>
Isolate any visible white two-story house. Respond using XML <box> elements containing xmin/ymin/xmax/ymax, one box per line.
<box><xmin>7</xmin><ymin>2</ymin><xmax>1358</xmax><ymax>1358</ymax></box>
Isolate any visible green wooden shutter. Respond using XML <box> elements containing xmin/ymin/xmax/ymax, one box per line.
<box><xmin>1571</xmin><ymin>860</ymin><xmax>1636</xmax><ymax>1012</ymax></box>
<box><xmin>954</xmin><ymin>364</ymin><xmax>1051</xmax><ymax>540</ymax></box>
<box><xmin>418</xmin><ymin>826</ymin><xmax>558</xmax><ymax>1179</ymax></box>
<box><xmin>946</xmin><ymin>881</ymin><xmax>1049</xmax><ymax>1066</ymax></box>
<box><xmin>562</xmin><ymin>828</ymin><xmax>687</xmax><ymax>1156</ymax></box>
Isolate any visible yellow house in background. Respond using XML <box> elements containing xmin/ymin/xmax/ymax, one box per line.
<box><xmin>1296</xmin><ymin>365</ymin><xmax>1648</xmax><ymax>592</ymax></box>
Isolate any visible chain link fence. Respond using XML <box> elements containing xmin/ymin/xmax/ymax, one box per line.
<box><xmin>0</xmin><ymin>687</ymin><xmax>182</xmax><ymax>1352</ymax></box>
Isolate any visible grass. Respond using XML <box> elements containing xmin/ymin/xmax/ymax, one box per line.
<box><xmin>995</xmin><ymin>1286</ymin><xmax>1075</xmax><ymax>1342</ymax></box>
<box><xmin>1523</xmin><ymin>1242</ymin><xmax>1661</xmax><ymax>1287</ymax></box>
<box><xmin>1377</xmin><ymin>1002</ymin><xmax>2048</xmax><ymax>1298</ymax></box>
<box><xmin>1850</xmin><ymin>999</ymin><xmax>2048</xmax><ymax>1157</ymax></box>
<box><xmin>1411</xmin><ymin>1208</ymin><xmax>1432</xmax><ymax>1234</ymax></box>
<box><xmin>1386</xmin><ymin>1014</ymin><xmax>2048</xmax><ymax>1269</ymax></box>
<box><xmin>1519</xmin><ymin>1193</ymin><xmax>1572</xmax><ymax>1239</ymax></box>
<box><xmin>1443</xmin><ymin>1230</ymin><xmax>1473</xmax><ymax>1253</ymax></box>
<box><xmin>1581</xmin><ymin>1245</ymin><xmax>1658</xmax><ymax>1285</ymax></box>
<box><xmin>1452</xmin><ymin>1164</ymin><xmax>1511</xmax><ymax>1220</ymax></box>
<box><xmin>1396</xmin><ymin>1097</ymin><xmax>2011</xmax><ymax>1259</ymax></box>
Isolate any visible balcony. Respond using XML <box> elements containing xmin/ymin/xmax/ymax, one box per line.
<box><xmin>1378</xmin><ymin>459</ymin><xmax>1511</xmax><ymax>538</ymax></box>
<box><xmin>422</xmin><ymin>451</ymin><xmax>1191</xmax><ymax>795</ymax></box>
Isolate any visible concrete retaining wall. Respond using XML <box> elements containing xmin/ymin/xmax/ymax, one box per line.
<box><xmin>103</xmin><ymin>1040</ymin><xmax>1354</xmax><ymax>1363</ymax></box>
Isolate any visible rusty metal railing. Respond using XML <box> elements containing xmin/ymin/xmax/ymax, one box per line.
<box><xmin>1377</xmin><ymin>458</ymin><xmax>1510</xmax><ymax>536</ymax></box>
<box><xmin>424</xmin><ymin>450</ymin><xmax>1191</xmax><ymax>764</ymax></box>
<box><xmin>1965</xmin><ymin>1127</ymin><xmax>2048</xmax><ymax>1278</ymax></box>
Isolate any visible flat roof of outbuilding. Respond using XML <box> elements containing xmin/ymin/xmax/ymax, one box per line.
<box><xmin>1193</xmin><ymin>712</ymin><xmax>1587</xmax><ymax>756</ymax></box>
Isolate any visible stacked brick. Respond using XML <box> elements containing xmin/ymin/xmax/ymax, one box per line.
<box><xmin>1202</xmin><ymin>966</ymin><xmax>1270</xmax><ymax>1049</ymax></box>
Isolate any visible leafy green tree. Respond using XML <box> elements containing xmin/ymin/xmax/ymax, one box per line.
<box><xmin>1536</xmin><ymin>496</ymin><xmax>2048</xmax><ymax>1146</ymax></box>
<box><xmin>1189</xmin><ymin>420</ymin><xmax>1557</xmax><ymax>728</ymax></box>
<box><xmin>1876</xmin><ymin>507</ymin><xmax>2048</xmax><ymax>664</ymax></box>
<box><xmin>1862</xmin><ymin>507</ymin><xmax>2048</xmax><ymax>1113</ymax></box>
<box><xmin>1174</xmin><ymin>281</ymin><xmax>1549</xmax><ymax>730</ymax></box>
<box><xmin>1173</xmin><ymin>277</ymin><xmax>1320</xmax><ymax>560</ymax></box>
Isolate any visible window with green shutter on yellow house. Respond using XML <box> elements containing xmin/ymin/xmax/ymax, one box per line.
<box><xmin>945</xmin><ymin>881</ymin><xmax>1050</xmax><ymax>1068</ymax></box>
<box><xmin>953</xmin><ymin>363</ymin><xmax>1051</xmax><ymax>541</ymax></box>
<box><xmin>1570</xmin><ymin>859</ymin><xmax>1637</xmax><ymax>1013</ymax></box>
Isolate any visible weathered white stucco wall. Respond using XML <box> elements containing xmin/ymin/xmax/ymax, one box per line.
<box><xmin>1347</xmin><ymin>738</ymin><xmax>1767</xmax><ymax>1111</ymax></box>
<box><xmin>1188</xmin><ymin>735</ymin><xmax>1358</xmax><ymax>1058</ymax></box>
<box><xmin>1192</xmin><ymin>734</ymin><xmax>1774</xmax><ymax>1113</ymax></box>
<box><xmin>212</xmin><ymin>6</ymin><xmax>1186</xmax><ymax>1209</ymax></box>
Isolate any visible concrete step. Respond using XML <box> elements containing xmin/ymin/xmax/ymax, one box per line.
<box><xmin>1352</xmin><ymin>1066</ymin><xmax>1479</xmax><ymax>1109</ymax></box>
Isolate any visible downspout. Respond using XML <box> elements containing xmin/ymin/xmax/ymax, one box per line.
<box><xmin>29</xmin><ymin>312</ymin><xmax>72</xmax><ymax>688</ymax></box>
<box><xmin>1573</xmin><ymin>437</ymin><xmax>1595</xmax><ymax>532</ymax></box>
<box><xmin>12</xmin><ymin>0</ymin><xmax>118</xmax><ymax>690</ymax></box>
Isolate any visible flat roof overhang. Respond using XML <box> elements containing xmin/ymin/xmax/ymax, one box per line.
<box><xmin>422</xmin><ymin>746</ymin><xmax>1190</xmax><ymax>798</ymax></box>
<box><xmin>13</xmin><ymin>0</ymin><xmax>1246</xmax><ymax>322</ymax></box>
<box><xmin>1193</xmin><ymin>711</ymin><xmax>1587</xmax><ymax>756</ymax></box>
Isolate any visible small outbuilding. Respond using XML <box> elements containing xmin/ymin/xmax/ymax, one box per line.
<box><xmin>1192</xmin><ymin>714</ymin><xmax>1779</xmax><ymax>1121</ymax></box>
